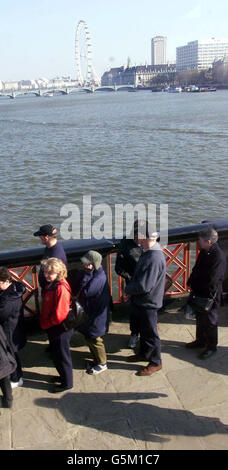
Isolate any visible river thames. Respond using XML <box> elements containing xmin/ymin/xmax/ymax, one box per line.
<box><xmin>0</xmin><ymin>90</ymin><xmax>227</xmax><ymax>251</ymax></box>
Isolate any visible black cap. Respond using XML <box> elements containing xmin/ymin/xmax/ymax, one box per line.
<box><xmin>33</xmin><ymin>224</ymin><xmax>57</xmax><ymax>237</ymax></box>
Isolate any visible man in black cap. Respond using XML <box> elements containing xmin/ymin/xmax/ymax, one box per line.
<box><xmin>34</xmin><ymin>224</ymin><xmax>67</xmax><ymax>290</ymax></box>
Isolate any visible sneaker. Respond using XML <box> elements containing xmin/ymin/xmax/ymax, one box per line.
<box><xmin>85</xmin><ymin>361</ymin><xmax>96</xmax><ymax>371</ymax></box>
<box><xmin>87</xmin><ymin>363</ymin><xmax>108</xmax><ymax>375</ymax></box>
<box><xmin>128</xmin><ymin>334</ymin><xmax>139</xmax><ymax>349</ymax></box>
<box><xmin>10</xmin><ymin>378</ymin><xmax>23</xmax><ymax>389</ymax></box>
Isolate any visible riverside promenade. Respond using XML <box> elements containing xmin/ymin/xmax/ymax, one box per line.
<box><xmin>1</xmin><ymin>299</ymin><xmax>228</xmax><ymax>451</ymax></box>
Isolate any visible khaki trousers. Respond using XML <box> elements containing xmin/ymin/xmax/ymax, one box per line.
<box><xmin>85</xmin><ymin>336</ymin><xmax>107</xmax><ymax>365</ymax></box>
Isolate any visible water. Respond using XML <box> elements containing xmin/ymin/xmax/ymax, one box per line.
<box><xmin>0</xmin><ymin>90</ymin><xmax>227</xmax><ymax>252</ymax></box>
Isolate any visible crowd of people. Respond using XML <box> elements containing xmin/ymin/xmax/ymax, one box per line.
<box><xmin>0</xmin><ymin>221</ymin><xmax>227</xmax><ymax>408</ymax></box>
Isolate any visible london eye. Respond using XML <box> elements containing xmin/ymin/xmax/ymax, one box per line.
<box><xmin>75</xmin><ymin>20</ymin><xmax>92</xmax><ymax>85</ymax></box>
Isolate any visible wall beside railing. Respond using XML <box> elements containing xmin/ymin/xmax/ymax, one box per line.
<box><xmin>0</xmin><ymin>219</ymin><xmax>227</xmax><ymax>317</ymax></box>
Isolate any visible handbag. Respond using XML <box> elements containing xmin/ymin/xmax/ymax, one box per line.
<box><xmin>188</xmin><ymin>290</ymin><xmax>217</xmax><ymax>314</ymax></box>
<box><xmin>62</xmin><ymin>299</ymin><xmax>87</xmax><ymax>331</ymax></box>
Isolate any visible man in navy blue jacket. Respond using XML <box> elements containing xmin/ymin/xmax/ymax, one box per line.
<box><xmin>33</xmin><ymin>224</ymin><xmax>67</xmax><ymax>290</ymax></box>
<box><xmin>125</xmin><ymin>220</ymin><xmax>166</xmax><ymax>376</ymax></box>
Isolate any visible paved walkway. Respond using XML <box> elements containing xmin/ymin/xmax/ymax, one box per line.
<box><xmin>1</xmin><ymin>300</ymin><xmax>228</xmax><ymax>450</ymax></box>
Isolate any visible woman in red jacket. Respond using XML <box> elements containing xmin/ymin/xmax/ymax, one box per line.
<box><xmin>40</xmin><ymin>257</ymin><xmax>73</xmax><ymax>393</ymax></box>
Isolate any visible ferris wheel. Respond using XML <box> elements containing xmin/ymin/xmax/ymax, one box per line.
<box><xmin>75</xmin><ymin>20</ymin><xmax>92</xmax><ymax>85</ymax></box>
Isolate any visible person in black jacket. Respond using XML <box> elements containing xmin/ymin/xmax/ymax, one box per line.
<box><xmin>186</xmin><ymin>228</ymin><xmax>227</xmax><ymax>359</ymax></box>
<box><xmin>125</xmin><ymin>220</ymin><xmax>166</xmax><ymax>376</ymax></box>
<box><xmin>0</xmin><ymin>325</ymin><xmax>17</xmax><ymax>408</ymax></box>
<box><xmin>115</xmin><ymin>221</ymin><xmax>143</xmax><ymax>348</ymax></box>
<box><xmin>0</xmin><ymin>267</ymin><xmax>26</xmax><ymax>388</ymax></box>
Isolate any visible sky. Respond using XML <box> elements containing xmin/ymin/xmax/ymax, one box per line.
<box><xmin>1</xmin><ymin>0</ymin><xmax>228</xmax><ymax>82</ymax></box>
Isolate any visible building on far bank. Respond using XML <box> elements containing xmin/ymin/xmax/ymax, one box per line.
<box><xmin>176</xmin><ymin>38</ymin><xmax>228</xmax><ymax>71</ymax></box>
<box><xmin>151</xmin><ymin>36</ymin><xmax>167</xmax><ymax>65</ymax></box>
<box><xmin>101</xmin><ymin>64</ymin><xmax>176</xmax><ymax>88</ymax></box>
<box><xmin>0</xmin><ymin>76</ymin><xmax>78</xmax><ymax>93</ymax></box>
<box><xmin>3</xmin><ymin>81</ymin><xmax>19</xmax><ymax>91</ymax></box>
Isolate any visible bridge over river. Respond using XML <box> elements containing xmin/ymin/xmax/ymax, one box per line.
<box><xmin>0</xmin><ymin>84</ymin><xmax>135</xmax><ymax>99</ymax></box>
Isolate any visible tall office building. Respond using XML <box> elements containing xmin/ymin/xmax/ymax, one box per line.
<box><xmin>176</xmin><ymin>38</ymin><xmax>228</xmax><ymax>71</ymax></box>
<box><xmin>151</xmin><ymin>36</ymin><xmax>167</xmax><ymax>65</ymax></box>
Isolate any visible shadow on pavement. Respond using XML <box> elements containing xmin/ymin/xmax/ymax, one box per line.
<box><xmin>162</xmin><ymin>339</ymin><xmax>228</xmax><ymax>376</ymax></box>
<box><xmin>34</xmin><ymin>391</ymin><xmax>228</xmax><ymax>444</ymax></box>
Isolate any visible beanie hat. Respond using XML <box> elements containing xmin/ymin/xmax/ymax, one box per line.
<box><xmin>80</xmin><ymin>250</ymin><xmax>102</xmax><ymax>270</ymax></box>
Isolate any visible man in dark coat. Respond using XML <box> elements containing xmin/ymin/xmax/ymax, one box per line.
<box><xmin>115</xmin><ymin>221</ymin><xmax>143</xmax><ymax>348</ymax></box>
<box><xmin>33</xmin><ymin>224</ymin><xmax>67</xmax><ymax>290</ymax></box>
<box><xmin>0</xmin><ymin>325</ymin><xmax>17</xmax><ymax>408</ymax></box>
<box><xmin>186</xmin><ymin>228</ymin><xmax>227</xmax><ymax>359</ymax></box>
<box><xmin>78</xmin><ymin>251</ymin><xmax>111</xmax><ymax>375</ymax></box>
<box><xmin>0</xmin><ymin>267</ymin><xmax>26</xmax><ymax>388</ymax></box>
<box><xmin>125</xmin><ymin>220</ymin><xmax>166</xmax><ymax>376</ymax></box>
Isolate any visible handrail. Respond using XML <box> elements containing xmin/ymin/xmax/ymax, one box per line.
<box><xmin>0</xmin><ymin>218</ymin><xmax>227</xmax><ymax>267</ymax></box>
<box><xmin>0</xmin><ymin>238</ymin><xmax>117</xmax><ymax>268</ymax></box>
<box><xmin>1</xmin><ymin>218</ymin><xmax>227</xmax><ymax>317</ymax></box>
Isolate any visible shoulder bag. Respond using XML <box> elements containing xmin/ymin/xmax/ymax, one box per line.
<box><xmin>188</xmin><ymin>290</ymin><xmax>217</xmax><ymax>314</ymax></box>
<box><xmin>62</xmin><ymin>298</ymin><xmax>87</xmax><ymax>331</ymax></box>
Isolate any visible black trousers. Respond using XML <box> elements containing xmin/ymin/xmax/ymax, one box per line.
<box><xmin>10</xmin><ymin>352</ymin><xmax>23</xmax><ymax>383</ymax></box>
<box><xmin>195</xmin><ymin>306</ymin><xmax>218</xmax><ymax>351</ymax></box>
<box><xmin>0</xmin><ymin>376</ymin><xmax>13</xmax><ymax>405</ymax></box>
<box><xmin>47</xmin><ymin>325</ymin><xmax>74</xmax><ymax>388</ymax></box>
<box><xmin>130</xmin><ymin>304</ymin><xmax>141</xmax><ymax>336</ymax></box>
<box><xmin>131</xmin><ymin>304</ymin><xmax>162</xmax><ymax>366</ymax></box>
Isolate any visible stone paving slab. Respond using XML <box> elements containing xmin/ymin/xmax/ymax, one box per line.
<box><xmin>1</xmin><ymin>303</ymin><xmax>228</xmax><ymax>450</ymax></box>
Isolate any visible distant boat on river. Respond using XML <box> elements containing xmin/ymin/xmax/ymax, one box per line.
<box><xmin>184</xmin><ymin>85</ymin><xmax>217</xmax><ymax>93</ymax></box>
<box><xmin>166</xmin><ymin>86</ymin><xmax>182</xmax><ymax>93</ymax></box>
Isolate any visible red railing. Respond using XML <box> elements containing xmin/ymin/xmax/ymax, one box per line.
<box><xmin>107</xmin><ymin>242</ymin><xmax>198</xmax><ymax>303</ymax></box>
<box><xmin>8</xmin><ymin>265</ymin><xmax>40</xmax><ymax>318</ymax></box>
<box><xmin>7</xmin><ymin>242</ymin><xmax>198</xmax><ymax>316</ymax></box>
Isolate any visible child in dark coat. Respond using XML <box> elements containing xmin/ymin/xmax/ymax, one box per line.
<box><xmin>78</xmin><ymin>251</ymin><xmax>111</xmax><ymax>375</ymax></box>
<box><xmin>0</xmin><ymin>325</ymin><xmax>17</xmax><ymax>408</ymax></box>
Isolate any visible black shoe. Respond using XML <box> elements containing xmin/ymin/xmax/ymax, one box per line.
<box><xmin>198</xmin><ymin>349</ymin><xmax>217</xmax><ymax>359</ymax></box>
<box><xmin>51</xmin><ymin>384</ymin><xmax>73</xmax><ymax>393</ymax></box>
<box><xmin>185</xmin><ymin>340</ymin><xmax>205</xmax><ymax>349</ymax></box>
<box><xmin>1</xmin><ymin>398</ymin><xmax>13</xmax><ymax>408</ymax></box>
<box><xmin>50</xmin><ymin>375</ymin><xmax>61</xmax><ymax>384</ymax></box>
